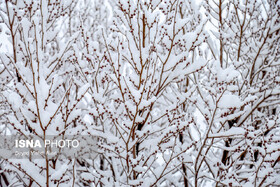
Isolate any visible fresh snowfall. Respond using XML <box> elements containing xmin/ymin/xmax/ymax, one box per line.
<box><xmin>0</xmin><ymin>0</ymin><xmax>279</xmax><ymax>186</ymax></box>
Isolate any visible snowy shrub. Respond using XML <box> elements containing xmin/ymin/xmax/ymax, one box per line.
<box><xmin>0</xmin><ymin>0</ymin><xmax>279</xmax><ymax>186</ymax></box>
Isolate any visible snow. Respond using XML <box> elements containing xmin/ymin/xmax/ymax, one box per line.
<box><xmin>7</xmin><ymin>92</ymin><xmax>22</xmax><ymax>110</ymax></box>
<box><xmin>209</xmin><ymin>127</ymin><xmax>245</xmax><ymax>138</ymax></box>
<box><xmin>50</xmin><ymin>163</ymin><xmax>68</xmax><ymax>181</ymax></box>
<box><xmin>185</xmin><ymin>57</ymin><xmax>207</xmax><ymax>74</ymax></box>
<box><xmin>0</xmin><ymin>0</ymin><xmax>279</xmax><ymax>186</ymax></box>
<box><xmin>218</xmin><ymin>94</ymin><xmax>242</xmax><ymax>109</ymax></box>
